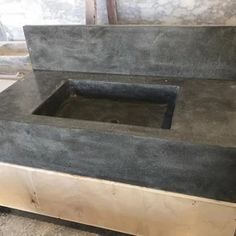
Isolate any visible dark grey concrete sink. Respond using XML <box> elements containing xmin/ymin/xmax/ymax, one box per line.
<box><xmin>33</xmin><ymin>80</ymin><xmax>178</xmax><ymax>129</ymax></box>
<box><xmin>0</xmin><ymin>25</ymin><xmax>235</xmax><ymax>204</ymax></box>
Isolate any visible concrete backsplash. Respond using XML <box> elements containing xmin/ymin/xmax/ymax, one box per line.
<box><xmin>24</xmin><ymin>25</ymin><xmax>236</xmax><ymax>80</ymax></box>
<box><xmin>1</xmin><ymin>0</ymin><xmax>236</xmax><ymax>40</ymax></box>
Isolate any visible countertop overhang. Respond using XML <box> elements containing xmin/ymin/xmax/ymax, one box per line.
<box><xmin>0</xmin><ymin>70</ymin><xmax>235</xmax><ymax>203</ymax></box>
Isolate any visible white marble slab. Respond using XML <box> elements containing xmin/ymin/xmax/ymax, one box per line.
<box><xmin>0</xmin><ymin>79</ymin><xmax>16</xmax><ymax>93</ymax></box>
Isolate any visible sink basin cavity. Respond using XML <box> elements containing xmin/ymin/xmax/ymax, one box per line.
<box><xmin>33</xmin><ymin>80</ymin><xmax>179</xmax><ymax>129</ymax></box>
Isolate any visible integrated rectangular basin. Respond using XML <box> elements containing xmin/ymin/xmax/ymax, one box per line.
<box><xmin>33</xmin><ymin>80</ymin><xmax>179</xmax><ymax>129</ymax></box>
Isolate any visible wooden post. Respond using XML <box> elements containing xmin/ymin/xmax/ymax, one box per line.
<box><xmin>86</xmin><ymin>0</ymin><xmax>97</xmax><ymax>25</ymax></box>
<box><xmin>106</xmin><ymin>0</ymin><xmax>118</xmax><ymax>24</ymax></box>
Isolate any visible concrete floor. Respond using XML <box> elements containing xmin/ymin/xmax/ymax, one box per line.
<box><xmin>0</xmin><ymin>207</ymin><xmax>125</xmax><ymax>236</ymax></box>
<box><xmin>0</xmin><ymin>210</ymin><xmax>98</xmax><ymax>236</ymax></box>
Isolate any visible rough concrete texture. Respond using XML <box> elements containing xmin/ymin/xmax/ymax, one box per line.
<box><xmin>24</xmin><ymin>26</ymin><xmax>236</xmax><ymax>80</ymax></box>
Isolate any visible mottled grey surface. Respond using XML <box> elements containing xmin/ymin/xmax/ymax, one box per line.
<box><xmin>24</xmin><ymin>26</ymin><xmax>236</xmax><ymax>80</ymax></box>
<box><xmin>1</xmin><ymin>119</ymin><xmax>236</xmax><ymax>203</ymax></box>
<box><xmin>0</xmin><ymin>71</ymin><xmax>235</xmax><ymax>203</ymax></box>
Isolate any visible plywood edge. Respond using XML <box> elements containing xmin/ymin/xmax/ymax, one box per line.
<box><xmin>0</xmin><ymin>162</ymin><xmax>235</xmax><ymax>236</ymax></box>
<box><xmin>0</xmin><ymin>162</ymin><xmax>234</xmax><ymax>207</ymax></box>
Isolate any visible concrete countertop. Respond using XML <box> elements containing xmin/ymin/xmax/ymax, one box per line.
<box><xmin>0</xmin><ymin>70</ymin><xmax>235</xmax><ymax>203</ymax></box>
<box><xmin>0</xmin><ymin>70</ymin><xmax>235</xmax><ymax>147</ymax></box>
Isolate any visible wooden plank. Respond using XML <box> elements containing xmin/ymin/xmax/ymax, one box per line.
<box><xmin>0</xmin><ymin>41</ymin><xmax>28</xmax><ymax>56</ymax></box>
<box><xmin>0</xmin><ymin>163</ymin><xmax>235</xmax><ymax>236</ymax></box>
<box><xmin>86</xmin><ymin>0</ymin><xmax>97</xmax><ymax>24</ymax></box>
<box><xmin>106</xmin><ymin>0</ymin><xmax>118</xmax><ymax>24</ymax></box>
<box><xmin>0</xmin><ymin>72</ymin><xmax>24</xmax><ymax>80</ymax></box>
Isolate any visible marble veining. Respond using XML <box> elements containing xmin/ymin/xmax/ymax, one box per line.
<box><xmin>1</xmin><ymin>0</ymin><xmax>236</xmax><ymax>40</ymax></box>
<box><xmin>117</xmin><ymin>0</ymin><xmax>236</xmax><ymax>25</ymax></box>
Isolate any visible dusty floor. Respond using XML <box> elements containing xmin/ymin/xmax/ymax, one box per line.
<box><xmin>0</xmin><ymin>207</ymin><xmax>126</xmax><ymax>236</ymax></box>
<box><xmin>0</xmin><ymin>211</ymin><xmax>97</xmax><ymax>236</ymax></box>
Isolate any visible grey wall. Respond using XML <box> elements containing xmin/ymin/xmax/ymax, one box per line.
<box><xmin>1</xmin><ymin>0</ymin><xmax>236</xmax><ymax>41</ymax></box>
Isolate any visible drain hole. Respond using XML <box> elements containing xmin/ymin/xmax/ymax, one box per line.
<box><xmin>110</xmin><ymin>119</ymin><xmax>120</xmax><ymax>124</ymax></box>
